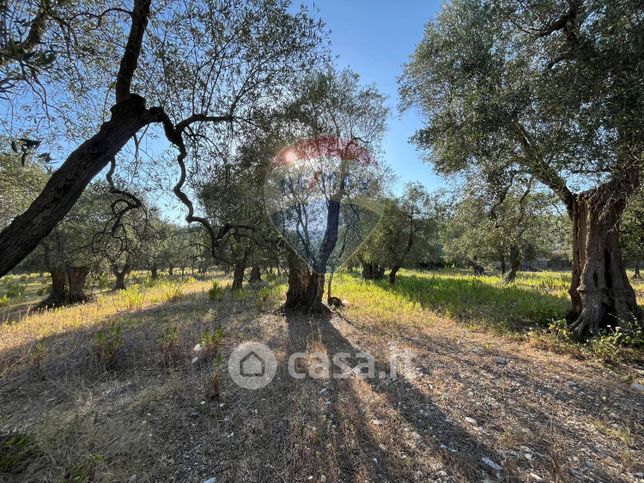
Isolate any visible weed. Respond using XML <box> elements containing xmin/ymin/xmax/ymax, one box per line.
<box><xmin>208</xmin><ymin>281</ymin><xmax>225</xmax><ymax>301</ymax></box>
<box><xmin>0</xmin><ymin>432</ymin><xmax>40</xmax><ymax>474</ymax></box>
<box><xmin>163</xmin><ymin>284</ymin><xmax>183</xmax><ymax>303</ymax></box>
<box><xmin>255</xmin><ymin>286</ymin><xmax>274</xmax><ymax>310</ymax></box>
<box><xmin>205</xmin><ymin>354</ymin><xmax>224</xmax><ymax>400</ymax></box>
<box><xmin>121</xmin><ymin>286</ymin><xmax>144</xmax><ymax>311</ymax></box>
<box><xmin>65</xmin><ymin>453</ymin><xmax>104</xmax><ymax>481</ymax></box>
<box><xmin>157</xmin><ymin>326</ymin><xmax>179</xmax><ymax>365</ymax></box>
<box><xmin>95</xmin><ymin>322</ymin><xmax>123</xmax><ymax>370</ymax></box>
<box><xmin>200</xmin><ymin>327</ymin><xmax>224</xmax><ymax>357</ymax></box>
<box><xmin>587</xmin><ymin>320</ymin><xmax>644</xmax><ymax>362</ymax></box>
<box><xmin>31</xmin><ymin>339</ymin><xmax>46</xmax><ymax>370</ymax></box>
<box><xmin>4</xmin><ymin>283</ymin><xmax>25</xmax><ymax>299</ymax></box>
<box><xmin>97</xmin><ymin>274</ymin><xmax>111</xmax><ymax>290</ymax></box>
<box><xmin>548</xmin><ymin>318</ymin><xmax>573</xmax><ymax>342</ymax></box>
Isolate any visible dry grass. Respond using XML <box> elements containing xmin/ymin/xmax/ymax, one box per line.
<box><xmin>0</xmin><ymin>269</ymin><xmax>642</xmax><ymax>482</ymax></box>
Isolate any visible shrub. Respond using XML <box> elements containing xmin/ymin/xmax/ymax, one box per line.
<box><xmin>97</xmin><ymin>274</ymin><xmax>111</xmax><ymax>290</ymax></box>
<box><xmin>95</xmin><ymin>322</ymin><xmax>123</xmax><ymax>370</ymax></box>
<box><xmin>588</xmin><ymin>319</ymin><xmax>644</xmax><ymax>361</ymax></box>
<box><xmin>548</xmin><ymin>318</ymin><xmax>572</xmax><ymax>342</ymax></box>
<box><xmin>205</xmin><ymin>354</ymin><xmax>224</xmax><ymax>400</ymax></box>
<box><xmin>163</xmin><ymin>284</ymin><xmax>183</xmax><ymax>303</ymax></box>
<box><xmin>0</xmin><ymin>295</ymin><xmax>8</xmax><ymax>307</ymax></box>
<box><xmin>32</xmin><ymin>339</ymin><xmax>46</xmax><ymax>370</ymax></box>
<box><xmin>157</xmin><ymin>326</ymin><xmax>179</xmax><ymax>365</ymax></box>
<box><xmin>255</xmin><ymin>286</ymin><xmax>273</xmax><ymax>310</ymax></box>
<box><xmin>200</xmin><ymin>327</ymin><xmax>224</xmax><ymax>356</ymax></box>
<box><xmin>4</xmin><ymin>284</ymin><xmax>25</xmax><ymax>299</ymax></box>
<box><xmin>208</xmin><ymin>281</ymin><xmax>225</xmax><ymax>301</ymax></box>
<box><xmin>122</xmin><ymin>286</ymin><xmax>144</xmax><ymax>311</ymax></box>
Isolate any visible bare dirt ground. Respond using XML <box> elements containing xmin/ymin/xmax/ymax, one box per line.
<box><xmin>0</xmin><ymin>291</ymin><xmax>642</xmax><ymax>482</ymax></box>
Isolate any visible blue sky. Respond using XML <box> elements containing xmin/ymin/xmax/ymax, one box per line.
<box><xmin>304</xmin><ymin>0</ymin><xmax>444</xmax><ymax>193</ymax></box>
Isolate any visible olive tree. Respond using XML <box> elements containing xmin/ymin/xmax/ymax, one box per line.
<box><xmin>357</xmin><ymin>182</ymin><xmax>437</xmax><ymax>284</ymax></box>
<box><xmin>401</xmin><ymin>0</ymin><xmax>642</xmax><ymax>336</ymax></box>
<box><xmin>0</xmin><ymin>0</ymin><xmax>326</xmax><ymax>277</ymax></box>
<box><xmin>267</xmin><ymin>69</ymin><xmax>388</xmax><ymax>312</ymax></box>
<box><xmin>440</xmin><ymin>180</ymin><xmax>568</xmax><ymax>282</ymax></box>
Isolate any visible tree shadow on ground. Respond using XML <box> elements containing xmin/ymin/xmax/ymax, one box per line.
<box><xmin>281</xmin><ymin>309</ymin><xmax>509</xmax><ymax>481</ymax></box>
<box><xmin>0</xmin><ymin>293</ymin><xmax>637</xmax><ymax>482</ymax></box>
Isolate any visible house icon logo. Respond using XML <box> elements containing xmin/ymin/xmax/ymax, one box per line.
<box><xmin>228</xmin><ymin>342</ymin><xmax>277</xmax><ymax>390</ymax></box>
<box><xmin>240</xmin><ymin>351</ymin><xmax>265</xmax><ymax>377</ymax></box>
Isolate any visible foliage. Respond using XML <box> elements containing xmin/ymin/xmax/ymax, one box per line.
<box><xmin>357</xmin><ymin>182</ymin><xmax>439</xmax><ymax>275</ymax></box>
<box><xmin>439</xmin><ymin>181</ymin><xmax>569</xmax><ymax>269</ymax></box>
<box><xmin>0</xmin><ymin>432</ymin><xmax>40</xmax><ymax>474</ymax></box>
<box><xmin>121</xmin><ymin>286</ymin><xmax>145</xmax><ymax>311</ymax></box>
<box><xmin>95</xmin><ymin>322</ymin><xmax>123</xmax><ymax>370</ymax></box>
<box><xmin>162</xmin><ymin>284</ymin><xmax>183</xmax><ymax>303</ymax></box>
<box><xmin>3</xmin><ymin>282</ymin><xmax>26</xmax><ymax>299</ymax></box>
<box><xmin>400</xmin><ymin>0</ymin><xmax>642</xmax><ymax>193</ymax></box>
<box><xmin>157</xmin><ymin>326</ymin><xmax>179</xmax><ymax>365</ymax></box>
<box><xmin>31</xmin><ymin>339</ymin><xmax>46</xmax><ymax>370</ymax></box>
<box><xmin>208</xmin><ymin>281</ymin><xmax>226</xmax><ymax>301</ymax></box>
<box><xmin>0</xmin><ymin>150</ymin><xmax>48</xmax><ymax>230</ymax></box>
<box><xmin>200</xmin><ymin>327</ymin><xmax>224</xmax><ymax>357</ymax></box>
<box><xmin>620</xmin><ymin>189</ymin><xmax>643</xmax><ymax>273</ymax></box>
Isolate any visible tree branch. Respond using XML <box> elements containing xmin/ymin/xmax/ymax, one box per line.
<box><xmin>115</xmin><ymin>0</ymin><xmax>151</xmax><ymax>103</ymax></box>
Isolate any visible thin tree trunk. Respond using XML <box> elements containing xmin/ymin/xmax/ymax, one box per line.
<box><xmin>67</xmin><ymin>267</ymin><xmax>90</xmax><ymax>303</ymax></box>
<box><xmin>389</xmin><ymin>264</ymin><xmax>401</xmax><ymax>284</ymax></box>
<box><xmin>503</xmin><ymin>245</ymin><xmax>521</xmax><ymax>283</ymax></box>
<box><xmin>568</xmin><ymin>191</ymin><xmax>641</xmax><ymax>337</ymax></box>
<box><xmin>150</xmin><ymin>265</ymin><xmax>158</xmax><ymax>280</ymax></box>
<box><xmin>249</xmin><ymin>265</ymin><xmax>262</xmax><ymax>284</ymax></box>
<box><xmin>634</xmin><ymin>260</ymin><xmax>641</xmax><ymax>279</ymax></box>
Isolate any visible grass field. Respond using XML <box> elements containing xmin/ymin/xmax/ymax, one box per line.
<box><xmin>0</xmin><ymin>269</ymin><xmax>642</xmax><ymax>481</ymax></box>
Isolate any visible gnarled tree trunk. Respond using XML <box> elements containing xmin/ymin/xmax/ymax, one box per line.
<box><xmin>67</xmin><ymin>267</ymin><xmax>90</xmax><ymax>303</ymax></box>
<box><xmin>41</xmin><ymin>270</ymin><xmax>67</xmax><ymax>307</ymax></box>
<box><xmin>284</xmin><ymin>251</ymin><xmax>325</xmax><ymax>312</ymax></box>
<box><xmin>231</xmin><ymin>249</ymin><xmax>249</xmax><ymax>290</ymax></box>
<box><xmin>568</xmin><ymin>190</ymin><xmax>641</xmax><ymax>337</ymax></box>
<box><xmin>112</xmin><ymin>259</ymin><xmax>130</xmax><ymax>290</ymax></box>
<box><xmin>150</xmin><ymin>265</ymin><xmax>158</xmax><ymax>280</ymax></box>
<box><xmin>362</xmin><ymin>262</ymin><xmax>385</xmax><ymax>280</ymax></box>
